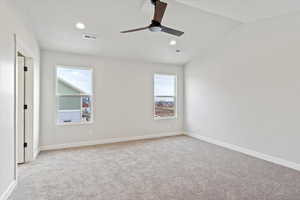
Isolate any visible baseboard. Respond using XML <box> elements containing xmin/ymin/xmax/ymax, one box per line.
<box><xmin>0</xmin><ymin>180</ymin><xmax>16</xmax><ymax>200</ymax></box>
<box><xmin>186</xmin><ymin>132</ymin><xmax>300</xmax><ymax>172</ymax></box>
<box><xmin>40</xmin><ymin>132</ymin><xmax>183</xmax><ymax>151</ymax></box>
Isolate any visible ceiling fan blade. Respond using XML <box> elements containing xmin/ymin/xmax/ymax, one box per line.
<box><xmin>120</xmin><ymin>26</ymin><xmax>149</xmax><ymax>33</ymax></box>
<box><xmin>161</xmin><ymin>26</ymin><xmax>184</xmax><ymax>37</ymax></box>
<box><xmin>154</xmin><ymin>1</ymin><xmax>168</xmax><ymax>23</ymax></box>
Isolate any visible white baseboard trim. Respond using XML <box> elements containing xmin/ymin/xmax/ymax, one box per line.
<box><xmin>0</xmin><ymin>180</ymin><xmax>17</xmax><ymax>200</ymax></box>
<box><xmin>40</xmin><ymin>132</ymin><xmax>183</xmax><ymax>151</ymax></box>
<box><xmin>186</xmin><ymin>132</ymin><xmax>300</xmax><ymax>172</ymax></box>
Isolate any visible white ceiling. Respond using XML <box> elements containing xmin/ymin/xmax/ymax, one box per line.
<box><xmin>13</xmin><ymin>0</ymin><xmax>300</xmax><ymax>64</ymax></box>
<box><xmin>174</xmin><ymin>0</ymin><xmax>300</xmax><ymax>22</ymax></box>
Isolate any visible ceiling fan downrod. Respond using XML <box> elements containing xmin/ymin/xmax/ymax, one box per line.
<box><xmin>151</xmin><ymin>0</ymin><xmax>158</xmax><ymax>6</ymax></box>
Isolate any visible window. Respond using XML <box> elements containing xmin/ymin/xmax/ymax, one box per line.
<box><xmin>56</xmin><ymin>66</ymin><xmax>93</xmax><ymax>124</ymax></box>
<box><xmin>154</xmin><ymin>74</ymin><xmax>177</xmax><ymax>119</ymax></box>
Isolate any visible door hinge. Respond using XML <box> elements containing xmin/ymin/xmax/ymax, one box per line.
<box><xmin>24</xmin><ymin>66</ymin><xmax>28</xmax><ymax>72</ymax></box>
<box><xmin>24</xmin><ymin>104</ymin><xmax>28</xmax><ymax>110</ymax></box>
<box><xmin>24</xmin><ymin>142</ymin><xmax>28</xmax><ymax>148</ymax></box>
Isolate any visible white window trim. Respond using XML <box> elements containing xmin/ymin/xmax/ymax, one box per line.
<box><xmin>153</xmin><ymin>73</ymin><xmax>178</xmax><ymax>120</ymax></box>
<box><xmin>55</xmin><ymin>65</ymin><xmax>94</xmax><ymax>126</ymax></box>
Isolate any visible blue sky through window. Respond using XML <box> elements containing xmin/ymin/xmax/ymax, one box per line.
<box><xmin>154</xmin><ymin>74</ymin><xmax>176</xmax><ymax>97</ymax></box>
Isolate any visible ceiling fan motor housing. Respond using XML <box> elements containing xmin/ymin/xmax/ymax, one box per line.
<box><xmin>149</xmin><ymin>20</ymin><xmax>162</xmax><ymax>32</ymax></box>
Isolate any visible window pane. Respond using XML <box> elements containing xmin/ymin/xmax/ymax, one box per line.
<box><xmin>154</xmin><ymin>74</ymin><xmax>176</xmax><ymax>96</ymax></box>
<box><xmin>58</xmin><ymin>96</ymin><xmax>81</xmax><ymax>110</ymax></box>
<box><xmin>56</xmin><ymin>66</ymin><xmax>93</xmax><ymax>124</ymax></box>
<box><xmin>57</xmin><ymin>67</ymin><xmax>92</xmax><ymax>95</ymax></box>
<box><xmin>155</xmin><ymin>96</ymin><xmax>175</xmax><ymax>118</ymax></box>
<box><xmin>58</xmin><ymin>110</ymin><xmax>81</xmax><ymax>124</ymax></box>
<box><xmin>57</xmin><ymin>96</ymin><xmax>81</xmax><ymax>123</ymax></box>
<box><xmin>154</xmin><ymin>74</ymin><xmax>176</xmax><ymax>118</ymax></box>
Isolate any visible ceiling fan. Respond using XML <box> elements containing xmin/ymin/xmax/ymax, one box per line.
<box><xmin>120</xmin><ymin>0</ymin><xmax>184</xmax><ymax>37</ymax></box>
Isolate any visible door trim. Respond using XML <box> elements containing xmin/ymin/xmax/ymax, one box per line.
<box><xmin>14</xmin><ymin>35</ymin><xmax>35</xmax><ymax>171</ymax></box>
<box><xmin>16</xmin><ymin>55</ymin><xmax>25</xmax><ymax>164</ymax></box>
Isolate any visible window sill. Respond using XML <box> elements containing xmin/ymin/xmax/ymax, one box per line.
<box><xmin>154</xmin><ymin>116</ymin><xmax>177</xmax><ymax>120</ymax></box>
<box><xmin>56</xmin><ymin>121</ymin><xmax>93</xmax><ymax>126</ymax></box>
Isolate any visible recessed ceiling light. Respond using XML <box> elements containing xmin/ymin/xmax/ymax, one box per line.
<box><xmin>75</xmin><ymin>22</ymin><xmax>86</xmax><ymax>30</ymax></box>
<box><xmin>170</xmin><ymin>40</ymin><xmax>177</xmax><ymax>46</ymax></box>
<box><xmin>176</xmin><ymin>49</ymin><xmax>181</xmax><ymax>53</ymax></box>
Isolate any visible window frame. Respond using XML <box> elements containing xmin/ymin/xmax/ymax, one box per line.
<box><xmin>55</xmin><ymin>65</ymin><xmax>94</xmax><ymax>126</ymax></box>
<box><xmin>153</xmin><ymin>73</ymin><xmax>178</xmax><ymax>120</ymax></box>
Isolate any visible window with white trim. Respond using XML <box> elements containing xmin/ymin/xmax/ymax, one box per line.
<box><xmin>56</xmin><ymin>66</ymin><xmax>93</xmax><ymax>124</ymax></box>
<box><xmin>154</xmin><ymin>74</ymin><xmax>177</xmax><ymax>119</ymax></box>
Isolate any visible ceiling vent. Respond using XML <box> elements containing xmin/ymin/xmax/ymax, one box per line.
<box><xmin>82</xmin><ymin>34</ymin><xmax>97</xmax><ymax>40</ymax></box>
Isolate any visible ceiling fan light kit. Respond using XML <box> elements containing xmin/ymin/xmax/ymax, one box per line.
<box><xmin>121</xmin><ymin>0</ymin><xmax>184</xmax><ymax>37</ymax></box>
<box><xmin>149</xmin><ymin>20</ymin><xmax>162</xmax><ymax>32</ymax></box>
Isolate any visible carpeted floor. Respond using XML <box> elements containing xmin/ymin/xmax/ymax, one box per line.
<box><xmin>9</xmin><ymin>136</ymin><xmax>300</xmax><ymax>200</ymax></box>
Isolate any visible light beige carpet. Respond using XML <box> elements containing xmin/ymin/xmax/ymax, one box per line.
<box><xmin>9</xmin><ymin>136</ymin><xmax>300</xmax><ymax>200</ymax></box>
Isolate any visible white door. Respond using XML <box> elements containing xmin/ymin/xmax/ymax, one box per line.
<box><xmin>17</xmin><ymin>56</ymin><xmax>25</xmax><ymax>164</ymax></box>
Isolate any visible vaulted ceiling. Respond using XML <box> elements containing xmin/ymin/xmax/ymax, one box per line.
<box><xmin>13</xmin><ymin>0</ymin><xmax>300</xmax><ymax>64</ymax></box>
<box><xmin>175</xmin><ymin>0</ymin><xmax>300</xmax><ymax>22</ymax></box>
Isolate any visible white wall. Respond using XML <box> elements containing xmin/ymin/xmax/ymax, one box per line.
<box><xmin>40</xmin><ymin>50</ymin><xmax>183</xmax><ymax>147</ymax></box>
<box><xmin>0</xmin><ymin>0</ymin><xmax>39</xmax><ymax>198</ymax></box>
<box><xmin>185</xmin><ymin>13</ymin><xmax>300</xmax><ymax>164</ymax></box>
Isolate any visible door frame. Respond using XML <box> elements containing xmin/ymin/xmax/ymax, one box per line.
<box><xmin>16</xmin><ymin>54</ymin><xmax>26</xmax><ymax>164</ymax></box>
<box><xmin>14</xmin><ymin>34</ymin><xmax>35</xmax><ymax>178</ymax></box>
